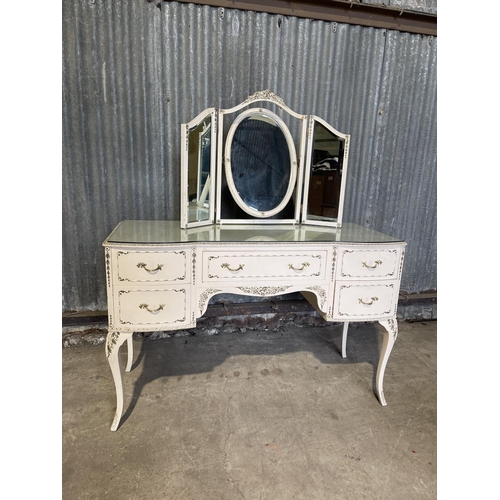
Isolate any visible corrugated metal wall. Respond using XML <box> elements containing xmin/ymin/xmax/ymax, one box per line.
<box><xmin>364</xmin><ymin>0</ymin><xmax>437</xmax><ymax>14</ymax></box>
<box><xmin>62</xmin><ymin>0</ymin><xmax>436</xmax><ymax>312</ymax></box>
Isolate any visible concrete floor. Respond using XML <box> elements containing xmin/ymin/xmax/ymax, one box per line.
<box><xmin>62</xmin><ymin>320</ymin><xmax>436</xmax><ymax>500</ymax></box>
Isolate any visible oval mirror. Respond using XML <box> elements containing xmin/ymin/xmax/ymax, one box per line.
<box><xmin>224</xmin><ymin>109</ymin><xmax>297</xmax><ymax>218</ymax></box>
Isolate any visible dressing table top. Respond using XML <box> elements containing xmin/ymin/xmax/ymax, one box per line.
<box><xmin>104</xmin><ymin>220</ymin><xmax>403</xmax><ymax>245</ymax></box>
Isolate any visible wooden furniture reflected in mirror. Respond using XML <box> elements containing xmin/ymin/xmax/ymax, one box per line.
<box><xmin>302</xmin><ymin>116</ymin><xmax>350</xmax><ymax>228</ymax></box>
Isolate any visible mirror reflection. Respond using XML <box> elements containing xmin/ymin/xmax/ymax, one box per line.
<box><xmin>228</xmin><ymin>113</ymin><xmax>292</xmax><ymax>215</ymax></box>
<box><xmin>188</xmin><ymin>119</ymin><xmax>211</xmax><ymax>223</ymax></box>
<box><xmin>307</xmin><ymin>121</ymin><xmax>344</xmax><ymax>221</ymax></box>
<box><xmin>230</xmin><ymin>115</ymin><xmax>291</xmax><ymax>212</ymax></box>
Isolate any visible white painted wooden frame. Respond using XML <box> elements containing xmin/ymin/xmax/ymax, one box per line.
<box><xmin>301</xmin><ymin>115</ymin><xmax>350</xmax><ymax>228</ymax></box>
<box><xmin>216</xmin><ymin>90</ymin><xmax>308</xmax><ymax>225</ymax></box>
<box><xmin>196</xmin><ymin>124</ymin><xmax>211</xmax><ymax>202</ymax></box>
<box><xmin>180</xmin><ymin>108</ymin><xmax>217</xmax><ymax>229</ymax></box>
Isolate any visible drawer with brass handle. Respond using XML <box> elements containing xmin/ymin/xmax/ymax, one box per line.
<box><xmin>201</xmin><ymin>249</ymin><xmax>327</xmax><ymax>282</ymax></box>
<box><xmin>115</xmin><ymin>287</ymin><xmax>191</xmax><ymax>330</ymax></box>
<box><xmin>337</xmin><ymin>246</ymin><xmax>401</xmax><ymax>280</ymax></box>
<box><xmin>113</xmin><ymin>249</ymin><xmax>190</xmax><ymax>283</ymax></box>
<box><xmin>332</xmin><ymin>280</ymin><xmax>399</xmax><ymax>319</ymax></box>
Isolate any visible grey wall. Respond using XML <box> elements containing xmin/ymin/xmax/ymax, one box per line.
<box><xmin>62</xmin><ymin>0</ymin><xmax>436</xmax><ymax>312</ymax></box>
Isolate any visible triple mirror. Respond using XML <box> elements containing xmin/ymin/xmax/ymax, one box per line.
<box><xmin>180</xmin><ymin>91</ymin><xmax>349</xmax><ymax>229</ymax></box>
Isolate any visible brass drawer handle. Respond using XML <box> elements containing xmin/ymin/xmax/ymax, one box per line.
<box><xmin>362</xmin><ymin>260</ymin><xmax>382</xmax><ymax>269</ymax></box>
<box><xmin>139</xmin><ymin>303</ymin><xmax>165</xmax><ymax>313</ymax></box>
<box><xmin>221</xmin><ymin>263</ymin><xmax>245</xmax><ymax>272</ymax></box>
<box><xmin>358</xmin><ymin>297</ymin><xmax>378</xmax><ymax>306</ymax></box>
<box><xmin>288</xmin><ymin>262</ymin><xmax>310</xmax><ymax>271</ymax></box>
<box><xmin>137</xmin><ymin>262</ymin><xmax>164</xmax><ymax>273</ymax></box>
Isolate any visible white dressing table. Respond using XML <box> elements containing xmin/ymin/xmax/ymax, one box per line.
<box><xmin>103</xmin><ymin>91</ymin><xmax>406</xmax><ymax>430</ymax></box>
<box><xmin>103</xmin><ymin>220</ymin><xmax>405</xmax><ymax>431</ymax></box>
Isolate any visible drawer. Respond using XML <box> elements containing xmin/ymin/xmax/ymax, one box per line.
<box><xmin>333</xmin><ymin>280</ymin><xmax>398</xmax><ymax>319</ymax></box>
<box><xmin>337</xmin><ymin>247</ymin><xmax>400</xmax><ymax>280</ymax></box>
<box><xmin>116</xmin><ymin>287</ymin><xmax>191</xmax><ymax>330</ymax></box>
<box><xmin>114</xmin><ymin>249</ymin><xmax>189</xmax><ymax>283</ymax></box>
<box><xmin>201</xmin><ymin>250</ymin><xmax>328</xmax><ymax>282</ymax></box>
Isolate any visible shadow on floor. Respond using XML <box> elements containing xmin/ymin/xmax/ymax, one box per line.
<box><xmin>117</xmin><ymin>322</ymin><xmax>384</xmax><ymax>429</ymax></box>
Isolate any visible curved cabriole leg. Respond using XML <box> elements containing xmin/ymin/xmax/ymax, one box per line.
<box><xmin>341</xmin><ymin>321</ymin><xmax>349</xmax><ymax>358</ymax></box>
<box><xmin>106</xmin><ymin>331</ymin><xmax>133</xmax><ymax>431</ymax></box>
<box><xmin>375</xmin><ymin>318</ymin><xmax>398</xmax><ymax>406</ymax></box>
<box><xmin>125</xmin><ymin>335</ymin><xmax>134</xmax><ymax>372</ymax></box>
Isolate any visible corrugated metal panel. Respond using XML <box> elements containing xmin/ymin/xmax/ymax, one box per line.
<box><xmin>394</xmin><ymin>0</ymin><xmax>437</xmax><ymax>15</ymax></box>
<box><xmin>363</xmin><ymin>30</ymin><xmax>437</xmax><ymax>293</ymax></box>
<box><xmin>62</xmin><ymin>0</ymin><xmax>436</xmax><ymax>312</ymax></box>
<box><xmin>363</xmin><ymin>0</ymin><xmax>437</xmax><ymax>15</ymax></box>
